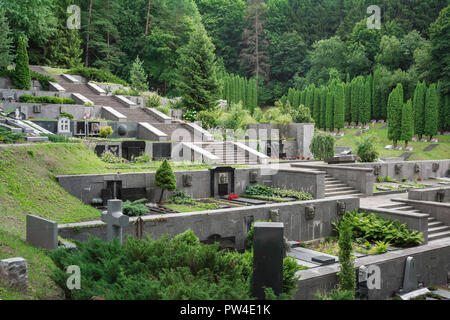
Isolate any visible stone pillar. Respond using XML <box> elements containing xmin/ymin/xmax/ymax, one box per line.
<box><xmin>251</xmin><ymin>222</ymin><xmax>284</xmax><ymax>299</ymax></box>
<box><xmin>0</xmin><ymin>257</ymin><xmax>28</xmax><ymax>290</ymax></box>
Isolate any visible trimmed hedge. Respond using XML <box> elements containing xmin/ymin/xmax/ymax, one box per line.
<box><xmin>19</xmin><ymin>94</ymin><xmax>75</xmax><ymax>104</ymax></box>
<box><xmin>68</xmin><ymin>67</ymin><xmax>128</xmax><ymax>86</ymax></box>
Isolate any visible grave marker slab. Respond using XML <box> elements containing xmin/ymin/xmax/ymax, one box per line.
<box><xmin>251</xmin><ymin>222</ymin><xmax>284</xmax><ymax>299</ymax></box>
<box><xmin>26</xmin><ymin>214</ymin><xmax>58</xmax><ymax>250</ymax></box>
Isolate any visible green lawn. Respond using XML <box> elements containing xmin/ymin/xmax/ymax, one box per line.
<box><xmin>333</xmin><ymin>123</ymin><xmax>450</xmax><ymax>161</ymax></box>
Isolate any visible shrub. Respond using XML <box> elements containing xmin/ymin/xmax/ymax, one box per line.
<box><xmin>113</xmin><ymin>88</ymin><xmax>140</xmax><ymax>96</ymax></box>
<box><xmin>369</xmin><ymin>241</ymin><xmax>390</xmax><ymax>255</ymax></box>
<box><xmin>59</xmin><ymin>113</ymin><xmax>74</xmax><ymax>119</ymax></box>
<box><xmin>156</xmin><ymin>105</ymin><xmax>170</xmax><ymax>116</ymax></box>
<box><xmin>271</xmin><ymin>188</ymin><xmax>314</xmax><ymax>200</ymax></box>
<box><xmin>40</xmin><ymin>134</ymin><xmax>70</xmax><ymax>143</ymax></box>
<box><xmin>145</xmin><ymin>94</ymin><xmax>161</xmax><ymax>108</ymax></box>
<box><xmin>30</xmin><ymin>71</ymin><xmax>56</xmax><ymax>90</ymax></box>
<box><xmin>337</xmin><ymin>216</ymin><xmax>355</xmax><ymax>296</ymax></box>
<box><xmin>182</xmin><ymin>109</ymin><xmax>197</xmax><ymax>122</ymax></box>
<box><xmin>356</xmin><ymin>135</ymin><xmax>379</xmax><ymax>162</ymax></box>
<box><xmin>315</xmin><ymin>289</ymin><xmax>355</xmax><ymax>300</ymax></box>
<box><xmin>131</xmin><ymin>153</ymin><xmax>151</xmax><ymax>163</ymax></box>
<box><xmin>19</xmin><ymin>94</ymin><xmax>75</xmax><ymax>104</ymax></box>
<box><xmin>197</xmin><ymin>109</ymin><xmax>219</xmax><ymax>129</ymax></box>
<box><xmin>166</xmin><ymin>190</ymin><xmax>195</xmax><ymax>205</ymax></box>
<box><xmin>100</xmin><ymin>151</ymin><xmax>125</xmax><ymax>164</ymax></box>
<box><xmin>155</xmin><ymin>159</ymin><xmax>177</xmax><ymax>203</ymax></box>
<box><xmin>98</xmin><ymin>126</ymin><xmax>113</xmax><ymax>138</ymax></box>
<box><xmin>0</xmin><ymin>126</ymin><xmax>25</xmax><ymax>143</ymax></box>
<box><xmin>122</xmin><ymin>199</ymin><xmax>148</xmax><ymax>217</ymax></box>
<box><xmin>310</xmin><ymin>132</ymin><xmax>335</xmax><ymax>160</ymax></box>
<box><xmin>245</xmin><ymin>184</ymin><xmax>274</xmax><ymax>197</ymax></box>
<box><xmin>68</xmin><ymin>67</ymin><xmax>128</xmax><ymax>86</ymax></box>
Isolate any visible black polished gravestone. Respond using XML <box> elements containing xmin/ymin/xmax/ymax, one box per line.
<box><xmin>209</xmin><ymin>166</ymin><xmax>235</xmax><ymax>197</ymax></box>
<box><xmin>251</xmin><ymin>222</ymin><xmax>284</xmax><ymax>300</ymax></box>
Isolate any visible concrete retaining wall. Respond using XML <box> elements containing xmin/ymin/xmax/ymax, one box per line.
<box><xmin>5</xmin><ymin>103</ymin><xmax>102</xmax><ymax>120</ymax></box>
<box><xmin>271</xmin><ymin>168</ymin><xmax>325</xmax><ymax>199</ymax></box>
<box><xmin>295</xmin><ymin>237</ymin><xmax>450</xmax><ymax>300</ymax></box>
<box><xmin>409</xmin><ymin>186</ymin><xmax>450</xmax><ymax>203</ymax></box>
<box><xmin>58</xmin><ymin>196</ymin><xmax>360</xmax><ymax>250</ymax></box>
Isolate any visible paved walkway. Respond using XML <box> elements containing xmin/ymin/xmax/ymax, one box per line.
<box><xmin>359</xmin><ymin>192</ymin><xmax>408</xmax><ymax>207</ymax></box>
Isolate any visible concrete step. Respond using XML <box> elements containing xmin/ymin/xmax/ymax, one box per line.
<box><xmin>325</xmin><ymin>186</ymin><xmax>355</xmax><ymax>192</ymax></box>
<box><xmin>325</xmin><ymin>182</ymin><xmax>348</xmax><ymax>187</ymax></box>
<box><xmin>391</xmin><ymin>206</ymin><xmax>417</xmax><ymax>211</ymax></box>
<box><xmin>378</xmin><ymin>203</ymin><xmax>409</xmax><ymax>209</ymax></box>
<box><xmin>325</xmin><ymin>190</ymin><xmax>360</xmax><ymax>197</ymax></box>
<box><xmin>428</xmin><ymin>230</ymin><xmax>450</xmax><ymax>241</ymax></box>
<box><xmin>428</xmin><ymin>221</ymin><xmax>444</xmax><ymax>228</ymax></box>
<box><xmin>428</xmin><ymin>217</ymin><xmax>437</xmax><ymax>221</ymax></box>
<box><xmin>428</xmin><ymin>225</ymin><xmax>450</xmax><ymax>234</ymax></box>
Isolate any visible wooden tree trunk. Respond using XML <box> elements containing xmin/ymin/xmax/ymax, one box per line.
<box><xmin>145</xmin><ymin>0</ymin><xmax>152</xmax><ymax>35</ymax></box>
<box><xmin>159</xmin><ymin>189</ymin><xmax>165</xmax><ymax>203</ymax></box>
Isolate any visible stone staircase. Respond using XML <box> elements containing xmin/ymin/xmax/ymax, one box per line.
<box><xmin>201</xmin><ymin>142</ymin><xmax>259</xmax><ymax>165</ymax></box>
<box><xmin>325</xmin><ymin>174</ymin><xmax>364</xmax><ymax>197</ymax></box>
<box><xmin>376</xmin><ymin>202</ymin><xmax>450</xmax><ymax>241</ymax></box>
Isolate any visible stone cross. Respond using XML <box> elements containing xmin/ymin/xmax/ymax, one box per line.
<box><xmin>101</xmin><ymin>200</ymin><xmax>129</xmax><ymax>244</ymax></box>
<box><xmin>251</xmin><ymin>222</ymin><xmax>284</xmax><ymax>299</ymax></box>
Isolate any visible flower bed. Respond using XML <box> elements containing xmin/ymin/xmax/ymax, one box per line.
<box><xmin>243</xmin><ymin>184</ymin><xmax>314</xmax><ymax>201</ymax></box>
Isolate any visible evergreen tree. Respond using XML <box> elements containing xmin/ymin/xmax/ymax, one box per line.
<box><xmin>387</xmin><ymin>83</ymin><xmax>404</xmax><ymax>146</ymax></box>
<box><xmin>334</xmin><ymin>82</ymin><xmax>345</xmax><ymax>132</ymax></box>
<box><xmin>360</xmin><ymin>76</ymin><xmax>371</xmax><ymax>125</ymax></box>
<box><xmin>350</xmin><ymin>78</ymin><xmax>359</xmax><ymax>125</ymax></box>
<box><xmin>155</xmin><ymin>159</ymin><xmax>177</xmax><ymax>203</ymax></box>
<box><xmin>300</xmin><ymin>90</ymin><xmax>306</xmax><ymax>106</ymax></box>
<box><xmin>177</xmin><ymin>25</ymin><xmax>219</xmax><ymax>112</ymax></box>
<box><xmin>14</xmin><ymin>37</ymin><xmax>31</xmax><ymax>90</ymax></box>
<box><xmin>413</xmin><ymin>81</ymin><xmax>426</xmax><ymax>139</ymax></box>
<box><xmin>424</xmin><ymin>83</ymin><xmax>439</xmax><ymax>139</ymax></box>
<box><xmin>320</xmin><ymin>87</ymin><xmax>328</xmax><ymax>129</ymax></box>
<box><xmin>344</xmin><ymin>82</ymin><xmax>352</xmax><ymax>125</ymax></box>
<box><xmin>293</xmin><ymin>90</ymin><xmax>301</xmax><ymax>109</ymax></box>
<box><xmin>325</xmin><ymin>90</ymin><xmax>334</xmax><ymax>131</ymax></box>
<box><xmin>337</xmin><ymin>216</ymin><xmax>355</xmax><ymax>296</ymax></box>
<box><xmin>372</xmin><ymin>70</ymin><xmax>382</xmax><ymax>119</ymax></box>
<box><xmin>401</xmin><ymin>99</ymin><xmax>414</xmax><ymax>147</ymax></box>
<box><xmin>130</xmin><ymin>56</ymin><xmax>149</xmax><ymax>91</ymax></box>
<box><xmin>0</xmin><ymin>10</ymin><xmax>14</xmax><ymax>71</ymax></box>
<box><xmin>287</xmin><ymin>88</ymin><xmax>295</xmax><ymax>107</ymax></box>
<box><xmin>313</xmin><ymin>87</ymin><xmax>321</xmax><ymax>123</ymax></box>
<box><xmin>437</xmin><ymin>81</ymin><xmax>447</xmax><ymax>132</ymax></box>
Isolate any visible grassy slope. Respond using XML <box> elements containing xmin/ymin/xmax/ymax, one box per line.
<box><xmin>0</xmin><ymin>143</ymin><xmax>215</xmax><ymax>299</ymax></box>
<box><xmin>334</xmin><ymin>123</ymin><xmax>450</xmax><ymax>161</ymax></box>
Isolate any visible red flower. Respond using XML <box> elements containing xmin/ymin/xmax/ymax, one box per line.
<box><xmin>227</xmin><ymin>193</ymin><xmax>239</xmax><ymax>200</ymax></box>
<box><xmin>418</xmin><ymin>177</ymin><xmax>422</xmax><ymax>181</ymax></box>
<box><xmin>302</xmin><ymin>156</ymin><xmax>305</xmax><ymax>160</ymax></box>
<box><xmin>297</xmin><ymin>155</ymin><xmax>300</xmax><ymax>159</ymax></box>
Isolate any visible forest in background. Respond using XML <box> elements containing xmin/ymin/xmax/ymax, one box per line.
<box><xmin>0</xmin><ymin>0</ymin><xmax>448</xmax><ymax>108</ymax></box>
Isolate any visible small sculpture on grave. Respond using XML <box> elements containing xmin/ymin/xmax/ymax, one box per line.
<box><xmin>219</xmin><ymin>172</ymin><xmax>228</xmax><ymax>184</ymax></box>
<box><xmin>395</xmin><ymin>164</ymin><xmax>402</xmax><ymax>175</ymax></box>
<box><xmin>305</xmin><ymin>205</ymin><xmax>315</xmax><ymax>220</ymax></box>
<box><xmin>337</xmin><ymin>201</ymin><xmax>346</xmax><ymax>216</ymax></box>
<box><xmin>183</xmin><ymin>174</ymin><xmax>193</xmax><ymax>187</ymax></box>
<box><xmin>249</xmin><ymin>170</ymin><xmax>258</xmax><ymax>184</ymax></box>
<box><xmin>269</xmin><ymin>209</ymin><xmax>280</xmax><ymax>222</ymax></box>
<box><xmin>414</xmin><ymin>163</ymin><xmax>420</xmax><ymax>173</ymax></box>
<box><xmin>373</xmin><ymin>165</ymin><xmax>381</xmax><ymax>176</ymax></box>
<box><xmin>432</xmin><ymin>163</ymin><xmax>439</xmax><ymax>172</ymax></box>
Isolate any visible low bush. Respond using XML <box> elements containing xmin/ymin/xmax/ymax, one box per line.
<box><xmin>30</xmin><ymin>71</ymin><xmax>56</xmax><ymax>90</ymax></box>
<box><xmin>0</xmin><ymin>126</ymin><xmax>26</xmax><ymax>143</ymax></box>
<box><xmin>40</xmin><ymin>134</ymin><xmax>70</xmax><ymax>143</ymax></box>
<box><xmin>122</xmin><ymin>198</ymin><xmax>148</xmax><ymax>217</ymax></box>
<box><xmin>19</xmin><ymin>94</ymin><xmax>75</xmax><ymax>104</ymax></box>
<box><xmin>98</xmin><ymin>126</ymin><xmax>113</xmax><ymax>138</ymax></box>
<box><xmin>182</xmin><ymin>109</ymin><xmax>197</xmax><ymax>122</ymax></box>
<box><xmin>272</xmin><ymin>188</ymin><xmax>314</xmax><ymax>200</ymax></box>
<box><xmin>333</xmin><ymin>210</ymin><xmax>423</xmax><ymax>247</ymax></box>
<box><xmin>245</xmin><ymin>185</ymin><xmax>313</xmax><ymax>201</ymax></box>
<box><xmin>310</xmin><ymin>132</ymin><xmax>335</xmax><ymax>160</ymax></box>
<box><xmin>356</xmin><ymin>135</ymin><xmax>379</xmax><ymax>162</ymax></box>
<box><xmin>68</xmin><ymin>67</ymin><xmax>128</xmax><ymax>86</ymax></box>
<box><xmin>245</xmin><ymin>184</ymin><xmax>274</xmax><ymax>197</ymax></box>
<box><xmin>145</xmin><ymin>94</ymin><xmax>161</xmax><ymax>108</ymax></box>
<box><xmin>59</xmin><ymin>113</ymin><xmax>74</xmax><ymax>119</ymax></box>
<box><xmin>131</xmin><ymin>153</ymin><xmax>151</xmax><ymax>163</ymax></box>
<box><xmin>156</xmin><ymin>105</ymin><xmax>170</xmax><ymax>116</ymax></box>
<box><xmin>113</xmin><ymin>88</ymin><xmax>140</xmax><ymax>96</ymax></box>
<box><xmin>167</xmin><ymin>190</ymin><xmax>196</xmax><ymax>205</ymax></box>
<box><xmin>100</xmin><ymin>151</ymin><xmax>125</xmax><ymax>164</ymax></box>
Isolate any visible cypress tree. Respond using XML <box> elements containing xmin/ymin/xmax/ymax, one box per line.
<box><xmin>313</xmin><ymin>87</ymin><xmax>321</xmax><ymax>123</ymax></box>
<box><xmin>351</xmin><ymin>78</ymin><xmax>359</xmax><ymax>125</ymax></box>
<box><xmin>424</xmin><ymin>83</ymin><xmax>439</xmax><ymax>140</ymax></box>
<box><xmin>287</xmin><ymin>88</ymin><xmax>295</xmax><ymax>107</ymax></box>
<box><xmin>361</xmin><ymin>76</ymin><xmax>371</xmax><ymax>125</ymax></box>
<box><xmin>129</xmin><ymin>56</ymin><xmax>149</xmax><ymax>91</ymax></box>
<box><xmin>320</xmin><ymin>87</ymin><xmax>328</xmax><ymax>129</ymax></box>
<box><xmin>437</xmin><ymin>81</ymin><xmax>446</xmax><ymax>132</ymax></box>
<box><xmin>372</xmin><ymin>70</ymin><xmax>381</xmax><ymax>119</ymax></box>
<box><xmin>344</xmin><ymin>82</ymin><xmax>351</xmax><ymax>125</ymax></box>
<box><xmin>401</xmin><ymin>99</ymin><xmax>414</xmax><ymax>147</ymax></box>
<box><xmin>15</xmin><ymin>37</ymin><xmax>31</xmax><ymax>90</ymax></box>
<box><xmin>325</xmin><ymin>90</ymin><xmax>334</xmax><ymax>131</ymax></box>
<box><xmin>0</xmin><ymin>10</ymin><xmax>14</xmax><ymax>71</ymax></box>
<box><xmin>337</xmin><ymin>217</ymin><xmax>356</xmax><ymax>296</ymax></box>
<box><xmin>293</xmin><ymin>90</ymin><xmax>300</xmax><ymax>109</ymax></box>
<box><xmin>387</xmin><ymin>83</ymin><xmax>404</xmax><ymax>147</ymax></box>
<box><xmin>413</xmin><ymin>81</ymin><xmax>426</xmax><ymax>139</ymax></box>
<box><xmin>334</xmin><ymin>83</ymin><xmax>345</xmax><ymax>132</ymax></box>
<box><xmin>358</xmin><ymin>77</ymin><xmax>366</xmax><ymax>125</ymax></box>
<box><xmin>300</xmin><ymin>90</ymin><xmax>306</xmax><ymax>106</ymax></box>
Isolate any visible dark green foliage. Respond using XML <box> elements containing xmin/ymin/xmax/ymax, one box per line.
<box><xmin>325</xmin><ymin>90</ymin><xmax>334</xmax><ymax>131</ymax></box>
<box><xmin>0</xmin><ymin>126</ymin><xmax>26</xmax><ymax>144</ymax></box>
<box><xmin>401</xmin><ymin>99</ymin><xmax>414</xmax><ymax>146</ymax></box>
<box><xmin>19</xmin><ymin>95</ymin><xmax>75</xmax><ymax>105</ymax></box>
<box><xmin>0</xmin><ymin>10</ymin><xmax>14</xmax><ymax>70</ymax></box>
<box><xmin>356</xmin><ymin>135</ymin><xmax>379</xmax><ymax>162</ymax></box>
<box><xmin>310</xmin><ymin>132</ymin><xmax>335</xmax><ymax>160</ymax></box>
<box><xmin>319</xmin><ymin>87</ymin><xmax>328</xmax><ymax>129</ymax></box>
<box><xmin>244</xmin><ymin>185</ymin><xmax>313</xmax><ymax>201</ymax></box>
<box><xmin>337</xmin><ymin>215</ymin><xmax>355</xmax><ymax>296</ymax></box>
<box><xmin>221</xmin><ymin>74</ymin><xmax>256</xmax><ymax>110</ymax></box>
<box><xmin>413</xmin><ymin>81</ymin><xmax>426</xmax><ymax>138</ymax></box>
<box><xmin>424</xmin><ymin>83</ymin><xmax>439</xmax><ymax>139</ymax></box>
<box><xmin>315</xmin><ymin>289</ymin><xmax>355</xmax><ymax>300</ymax></box>
<box><xmin>14</xmin><ymin>37</ymin><xmax>31</xmax><ymax>90</ymax></box>
<box><xmin>372</xmin><ymin>69</ymin><xmax>382</xmax><ymax>119</ymax></box>
<box><xmin>334</xmin><ymin>83</ymin><xmax>345</xmax><ymax>131</ymax></box>
<box><xmin>333</xmin><ymin>210</ymin><xmax>423</xmax><ymax>247</ymax></box>
<box><xmin>129</xmin><ymin>56</ymin><xmax>149</xmax><ymax>91</ymax></box>
<box><xmin>291</xmin><ymin>104</ymin><xmax>314</xmax><ymax>123</ymax></box>
<box><xmin>344</xmin><ymin>82</ymin><xmax>352</xmax><ymax>124</ymax></box>
<box><xmin>167</xmin><ymin>190</ymin><xmax>196</xmax><ymax>205</ymax></box>
<box><xmin>30</xmin><ymin>71</ymin><xmax>56</xmax><ymax>91</ymax></box>
<box><xmin>177</xmin><ymin>25</ymin><xmax>219</xmax><ymax>112</ymax></box>
<box><xmin>387</xmin><ymin>83</ymin><xmax>404</xmax><ymax>145</ymax></box>
<box><xmin>350</xmin><ymin>78</ymin><xmax>359</xmax><ymax>124</ymax></box>
<box><xmin>313</xmin><ymin>87</ymin><xmax>321</xmax><ymax>123</ymax></box>
<box><xmin>68</xmin><ymin>67</ymin><xmax>128</xmax><ymax>86</ymax></box>
<box><xmin>49</xmin><ymin>230</ymin><xmax>254</xmax><ymax>300</ymax></box>
<box><xmin>122</xmin><ymin>199</ymin><xmax>149</xmax><ymax>217</ymax></box>
<box><xmin>360</xmin><ymin>76</ymin><xmax>371</xmax><ymax>125</ymax></box>
<box><xmin>155</xmin><ymin>159</ymin><xmax>177</xmax><ymax>203</ymax></box>
<box><xmin>245</xmin><ymin>184</ymin><xmax>274</xmax><ymax>197</ymax></box>
<box><xmin>40</xmin><ymin>134</ymin><xmax>70</xmax><ymax>143</ymax></box>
